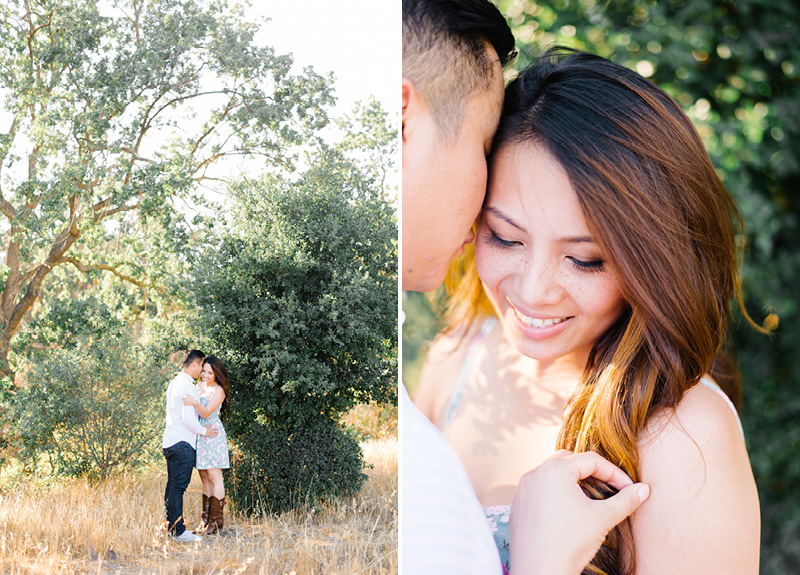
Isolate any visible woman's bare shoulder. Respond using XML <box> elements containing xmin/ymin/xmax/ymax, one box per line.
<box><xmin>639</xmin><ymin>379</ymin><xmax>744</xmax><ymax>454</ymax></box>
<box><xmin>631</xmin><ymin>381</ymin><xmax>760</xmax><ymax>574</ymax></box>
<box><xmin>411</xmin><ymin>320</ymin><xmax>485</xmax><ymax>424</ymax></box>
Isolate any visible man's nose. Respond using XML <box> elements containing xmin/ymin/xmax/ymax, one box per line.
<box><xmin>464</xmin><ymin>228</ymin><xmax>476</xmax><ymax>245</ymax></box>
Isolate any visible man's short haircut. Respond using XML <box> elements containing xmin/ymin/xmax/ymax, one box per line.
<box><xmin>183</xmin><ymin>349</ymin><xmax>205</xmax><ymax>367</ymax></box>
<box><xmin>403</xmin><ymin>0</ymin><xmax>516</xmax><ymax>138</ymax></box>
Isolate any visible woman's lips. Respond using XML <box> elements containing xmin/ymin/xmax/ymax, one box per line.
<box><xmin>509</xmin><ymin>303</ymin><xmax>574</xmax><ymax>340</ymax></box>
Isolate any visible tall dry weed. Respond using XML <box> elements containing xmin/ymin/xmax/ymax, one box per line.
<box><xmin>0</xmin><ymin>437</ymin><xmax>397</xmax><ymax>574</ymax></box>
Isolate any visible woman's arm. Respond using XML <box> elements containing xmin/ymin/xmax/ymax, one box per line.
<box><xmin>631</xmin><ymin>383</ymin><xmax>760</xmax><ymax>574</ymax></box>
<box><xmin>183</xmin><ymin>386</ymin><xmax>225</xmax><ymax>419</ymax></box>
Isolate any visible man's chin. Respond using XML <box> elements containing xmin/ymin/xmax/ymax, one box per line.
<box><xmin>401</xmin><ymin>263</ymin><xmax>448</xmax><ymax>293</ymax></box>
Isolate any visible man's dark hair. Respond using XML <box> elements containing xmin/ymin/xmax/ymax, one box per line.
<box><xmin>403</xmin><ymin>0</ymin><xmax>515</xmax><ymax>137</ymax></box>
<box><xmin>183</xmin><ymin>349</ymin><xmax>205</xmax><ymax>367</ymax></box>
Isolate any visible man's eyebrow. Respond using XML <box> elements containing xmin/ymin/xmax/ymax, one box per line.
<box><xmin>483</xmin><ymin>206</ymin><xmax>525</xmax><ymax>231</ymax></box>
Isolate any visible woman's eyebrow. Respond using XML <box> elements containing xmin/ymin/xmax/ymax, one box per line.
<box><xmin>484</xmin><ymin>206</ymin><xmax>595</xmax><ymax>244</ymax></box>
<box><xmin>560</xmin><ymin>236</ymin><xmax>594</xmax><ymax>244</ymax></box>
<box><xmin>483</xmin><ymin>206</ymin><xmax>525</xmax><ymax>231</ymax></box>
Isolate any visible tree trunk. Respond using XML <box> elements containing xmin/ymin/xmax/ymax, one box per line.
<box><xmin>0</xmin><ymin>217</ymin><xmax>81</xmax><ymax>381</ymax></box>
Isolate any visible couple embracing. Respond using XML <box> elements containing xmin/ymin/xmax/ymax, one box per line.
<box><xmin>162</xmin><ymin>350</ymin><xmax>231</xmax><ymax>542</ymax></box>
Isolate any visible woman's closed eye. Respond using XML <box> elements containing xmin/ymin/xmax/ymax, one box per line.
<box><xmin>568</xmin><ymin>256</ymin><xmax>605</xmax><ymax>273</ymax></box>
<box><xmin>484</xmin><ymin>228</ymin><xmax>522</xmax><ymax>248</ymax></box>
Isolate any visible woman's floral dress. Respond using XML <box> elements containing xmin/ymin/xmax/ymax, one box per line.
<box><xmin>196</xmin><ymin>387</ymin><xmax>229</xmax><ymax>470</ymax></box>
<box><xmin>486</xmin><ymin>505</ymin><xmax>511</xmax><ymax>575</ymax></box>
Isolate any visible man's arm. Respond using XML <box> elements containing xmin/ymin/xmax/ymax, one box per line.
<box><xmin>510</xmin><ymin>451</ymin><xmax>649</xmax><ymax>575</ymax></box>
<box><xmin>178</xmin><ymin>381</ymin><xmax>209</xmax><ymax>436</ymax></box>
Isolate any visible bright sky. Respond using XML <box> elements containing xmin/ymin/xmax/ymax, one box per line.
<box><xmin>226</xmin><ymin>1</ymin><xmax>401</xmax><ymax>195</ymax></box>
<box><xmin>254</xmin><ymin>1</ymin><xmax>399</xmax><ymax>119</ymax></box>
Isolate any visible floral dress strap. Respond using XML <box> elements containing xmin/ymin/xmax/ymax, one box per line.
<box><xmin>438</xmin><ymin>317</ymin><xmax>497</xmax><ymax>434</ymax></box>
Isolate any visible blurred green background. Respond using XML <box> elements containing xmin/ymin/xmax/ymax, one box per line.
<box><xmin>402</xmin><ymin>1</ymin><xmax>800</xmax><ymax>572</ymax></box>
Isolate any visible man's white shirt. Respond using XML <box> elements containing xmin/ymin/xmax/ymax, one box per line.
<box><xmin>400</xmin><ymin>382</ymin><xmax>502</xmax><ymax>574</ymax></box>
<box><xmin>162</xmin><ymin>371</ymin><xmax>207</xmax><ymax>449</ymax></box>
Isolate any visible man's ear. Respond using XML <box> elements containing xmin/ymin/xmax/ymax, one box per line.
<box><xmin>402</xmin><ymin>77</ymin><xmax>419</xmax><ymax>145</ymax></box>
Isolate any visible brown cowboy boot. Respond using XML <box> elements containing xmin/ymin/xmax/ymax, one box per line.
<box><xmin>193</xmin><ymin>494</ymin><xmax>211</xmax><ymax>534</ymax></box>
<box><xmin>206</xmin><ymin>496</ymin><xmax>226</xmax><ymax>534</ymax></box>
<box><xmin>216</xmin><ymin>497</ymin><xmax>226</xmax><ymax>530</ymax></box>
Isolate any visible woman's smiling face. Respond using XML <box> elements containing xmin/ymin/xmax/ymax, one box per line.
<box><xmin>201</xmin><ymin>363</ymin><xmax>215</xmax><ymax>384</ymax></box>
<box><xmin>476</xmin><ymin>143</ymin><xmax>628</xmax><ymax>365</ymax></box>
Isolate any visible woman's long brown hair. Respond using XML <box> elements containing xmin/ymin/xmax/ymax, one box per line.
<box><xmin>442</xmin><ymin>48</ymin><xmax>768</xmax><ymax>574</ymax></box>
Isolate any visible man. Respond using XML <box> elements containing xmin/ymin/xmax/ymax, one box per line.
<box><xmin>402</xmin><ymin>0</ymin><xmax>513</xmax><ymax>292</ymax></box>
<box><xmin>400</xmin><ymin>1</ymin><xmax>649</xmax><ymax>573</ymax></box>
<box><xmin>162</xmin><ymin>349</ymin><xmax>218</xmax><ymax>542</ymax></box>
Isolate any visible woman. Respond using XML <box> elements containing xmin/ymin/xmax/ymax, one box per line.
<box><xmin>414</xmin><ymin>48</ymin><xmax>765</xmax><ymax>575</ymax></box>
<box><xmin>182</xmin><ymin>355</ymin><xmax>230</xmax><ymax>534</ymax></box>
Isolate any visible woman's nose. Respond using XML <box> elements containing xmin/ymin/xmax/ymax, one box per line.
<box><xmin>514</xmin><ymin>254</ymin><xmax>564</xmax><ymax>305</ymax></box>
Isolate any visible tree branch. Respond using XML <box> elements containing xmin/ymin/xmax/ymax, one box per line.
<box><xmin>194</xmin><ymin>147</ymin><xmax>269</xmax><ymax>175</ymax></box>
<box><xmin>56</xmin><ymin>256</ymin><xmax>150</xmax><ymax>290</ymax></box>
<box><xmin>92</xmin><ymin>200</ymin><xmax>141</xmax><ymax>223</ymax></box>
<box><xmin>189</xmin><ymin>90</ymin><xmax>242</xmax><ymax>156</ymax></box>
<box><xmin>0</xmin><ymin>211</ymin><xmax>82</xmax><ymax>360</ymax></box>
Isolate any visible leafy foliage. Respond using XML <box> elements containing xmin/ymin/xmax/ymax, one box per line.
<box><xmin>8</xmin><ymin>326</ymin><xmax>174</xmax><ymax>483</ymax></box>
<box><xmin>337</xmin><ymin>96</ymin><xmax>398</xmax><ymax>199</ymax></box>
<box><xmin>401</xmin><ymin>291</ymin><xmax>441</xmax><ymax>393</ymax></box>
<box><xmin>193</xmin><ymin>146</ymin><xmax>397</xmax><ymax>514</ymax></box>
<box><xmin>0</xmin><ymin>0</ymin><xmax>333</xmax><ymax>377</ymax></box>
<box><xmin>227</xmin><ymin>416</ymin><xmax>367</xmax><ymax>515</ymax></box>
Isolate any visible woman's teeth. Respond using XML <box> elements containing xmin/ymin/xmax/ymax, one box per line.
<box><xmin>515</xmin><ymin>310</ymin><xmax>569</xmax><ymax>328</ymax></box>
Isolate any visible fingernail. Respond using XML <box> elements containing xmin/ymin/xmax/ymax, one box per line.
<box><xmin>638</xmin><ymin>483</ymin><xmax>650</xmax><ymax>502</ymax></box>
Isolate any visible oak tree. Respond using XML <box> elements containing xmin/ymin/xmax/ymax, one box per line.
<box><xmin>0</xmin><ymin>0</ymin><xmax>333</xmax><ymax>377</ymax></box>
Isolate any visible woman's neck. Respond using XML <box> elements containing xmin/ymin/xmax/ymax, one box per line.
<box><xmin>491</xmin><ymin>327</ymin><xmax>588</xmax><ymax>395</ymax></box>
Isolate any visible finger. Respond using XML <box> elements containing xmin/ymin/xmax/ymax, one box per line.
<box><xmin>595</xmin><ymin>482</ymin><xmax>650</xmax><ymax>527</ymax></box>
<box><xmin>550</xmin><ymin>449</ymin><xmax>574</xmax><ymax>460</ymax></box>
<box><xmin>565</xmin><ymin>451</ymin><xmax>635</xmax><ymax>490</ymax></box>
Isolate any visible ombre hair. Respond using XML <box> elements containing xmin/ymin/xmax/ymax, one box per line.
<box><xmin>442</xmin><ymin>48</ymin><xmax>767</xmax><ymax>575</ymax></box>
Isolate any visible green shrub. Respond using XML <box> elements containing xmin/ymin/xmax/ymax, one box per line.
<box><xmin>226</xmin><ymin>416</ymin><xmax>366</xmax><ymax>515</ymax></box>
<box><xmin>194</xmin><ymin>147</ymin><xmax>397</xmax><ymax>514</ymax></box>
<box><xmin>10</xmin><ymin>332</ymin><xmax>171</xmax><ymax>482</ymax></box>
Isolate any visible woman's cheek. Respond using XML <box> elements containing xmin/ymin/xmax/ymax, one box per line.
<box><xmin>576</xmin><ymin>275</ymin><xmax>626</xmax><ymax>318</ymax></box>
<box><xmin>477</xmin><ymin>249</ymin><xmax>515</xmax><ymax>294</ymax></box>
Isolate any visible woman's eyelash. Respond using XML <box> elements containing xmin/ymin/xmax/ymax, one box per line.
<box><xmin>569</xmin><ymin>257</ymin><xmax>605</xmax><ymax>273</ymax></box>
<box><xmin>485</xmin><ymin>229</ymin><xmax>519</xmax><ymax>248</ymax></box>
<box><xmin>484</xmin><ymin>229</ymin><xmax>606</xmax><ymax>273</ymax></box>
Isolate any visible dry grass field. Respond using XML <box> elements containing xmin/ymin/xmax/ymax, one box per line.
<box><xmin>0</xmin><ymin>436</ymin><xmax>397</xmax><ymax>575</ymax></box>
